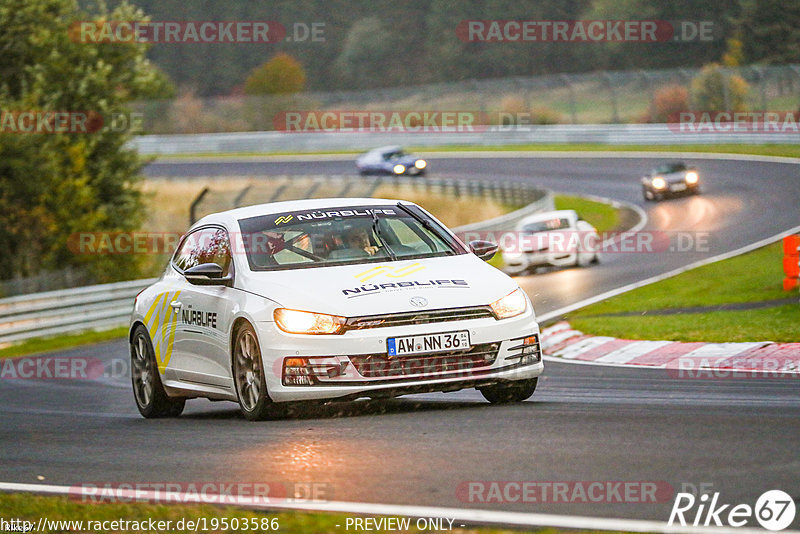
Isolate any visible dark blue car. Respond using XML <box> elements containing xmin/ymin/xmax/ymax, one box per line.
<box><xmin>355</xmin><ymin>146</ymin><xmax>427</xmax><ymax>176</ymax></box>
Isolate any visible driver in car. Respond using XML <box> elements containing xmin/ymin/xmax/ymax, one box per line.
<box><xmin>344</xmin><ymin>226</ymin><xmax>379</xmax><ymax>256</ymax></box>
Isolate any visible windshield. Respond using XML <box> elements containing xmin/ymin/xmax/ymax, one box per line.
<box><xmin>238</xmin><ymin>204</ymin><xmax>464</xmax><ymax>271</ymax></box>
<box><xmin>522</xmin><ymin>217</ymin><xmax>571</xmax><ymax>233</ymax></box>
<box><xmin>383</xmin><ymin>150</ymin><xmax>405</xmax><ymax>160</ymax></box>
<box><xmin>653</xmin><ymin>163</ymin><xmax>687</xmax><ymax>174</ymax></box>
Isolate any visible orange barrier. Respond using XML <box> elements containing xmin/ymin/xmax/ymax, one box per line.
<box><xmin>784</xmin><ymin>235</ymin><xmax>800</xmax><ymax>291</ymax></box>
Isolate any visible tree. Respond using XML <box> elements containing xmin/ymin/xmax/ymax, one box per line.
<box><xmin>244</xmin><ymin>53</ymin><xmax>307</xmax><ymax>95</ymax></box>
<box><xmin>691</xmin><ymin>63</ymin><xmax>749</xmax><ymax>111</ymax></box>
<box><xmin>0</xmin><ymin>0</ymin><xmax>162</xmax><ymax>284</ymax></box>
<box><xmin>738</xmin><ymin>0</ymin><xmax>800</xmax><ymax>64</ymax></box>
<box><xmin>650</xmin><ymin>85</ymin><xmax>690</xmax><ymax>123</ymax></box>
<box><xmin>332</xmin><ymin>17</ymin><xmax>398</xmax><ymax>88</ymax></box>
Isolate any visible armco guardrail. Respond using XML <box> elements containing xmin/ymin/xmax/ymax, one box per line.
<box><xmin>0</xmin><ymin>185</ymin><xmax>553</xmax><ymax>344</ymax></box>
<box><xmin>0</xmin><ymin>279</ymin><xmax>157</xmax><ymax>344</ymax></box>
<box><xmin>132</xmin><ymin>124</ymin><xmax>800</xmax><ymax>155</ymax></box>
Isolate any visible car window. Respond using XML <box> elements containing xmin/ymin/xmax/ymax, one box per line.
<box><xmin>172</xmin><ymin>227</ymin><xmax>232</xmax><ymax>275</ymax></box>
<box><xmin>522</xmin><ymin>218</ymin><xmax>571</xmax><ymax>233</ymax></box>
<box><xmin>237</xmin><ymin>205</ymin><xmax>464</xmax><ymax>271</ymax></box>
<box><xmin>654</xmin><ymin>163</ymin><xmax>686</xmax><ymax>174</ymax></box>
<box><xmin>382</xmin><ymin>217</ymin><xmax>452</xmax><ymax>254</ymax></box>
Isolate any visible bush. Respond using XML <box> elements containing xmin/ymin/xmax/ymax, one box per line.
<box><xmin>650</xmin><ymin>85</ymin><xmax>690</xmax><ymax>123</ymax></box>
<box><xmin>491</xmin><ymin>95</ymin><xmax>561</xmax><ymax>125</ymax></box>
<box><xmin>691</xmin><ymin>63</ymin><xmax>749</xmax><ymax>112</ymax></box>
<box><xmin>244</xmin><ymin>53</ymin><xmax>307</xmax><ymax>95</ymax></box>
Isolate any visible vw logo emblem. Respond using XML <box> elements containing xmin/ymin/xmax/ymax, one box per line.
<box><xmin>409</xmin><ymin>296</ymin><xmax>428</xmax><ymax>308</ymax></box>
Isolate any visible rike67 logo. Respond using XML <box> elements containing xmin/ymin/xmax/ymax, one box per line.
<box><xmin>669</xmin><ymin>490</ymin><xmax>796</xmax><ymax>530</ymax></box>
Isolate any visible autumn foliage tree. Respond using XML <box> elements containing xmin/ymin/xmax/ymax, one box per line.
<box><xmin>244</xmin><ymin>53</ymin><xmax>307</xmax><ymax>95</ymax></box>
<box><xmin>0</xmin><ymin>0</ymin><xmax>167</xmax><ymax>285</ymax></box>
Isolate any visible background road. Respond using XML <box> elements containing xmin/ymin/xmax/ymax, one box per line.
<box><xmin>2</xmin><ymin>154</ymin><xmax>799</xmax><ymax>525</ymax></box>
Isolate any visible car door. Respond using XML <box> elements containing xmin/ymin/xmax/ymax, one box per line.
<box><xmin>169</xmin><ymin>226</ymin><xmax>236</xmax><ymax>389</ymax></box>
<box><xmin>139</xmin><ymin>275</ymin><xmax>189</xmax><ymax>384</ymax></box>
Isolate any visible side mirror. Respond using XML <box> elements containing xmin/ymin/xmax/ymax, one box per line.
<box><xmin>469</xmin><ymin>240</ymin><xmax>498</xmax><ymax>261</ymax></box>
<box><xmin>184</xmin><ymin>263</ymin><xmax>232</xmax><ymax>287</ymax></box>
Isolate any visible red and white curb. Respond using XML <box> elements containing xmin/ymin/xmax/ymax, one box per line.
<box><xmin>542</xmin><ymin>322</ymin><xmax>800</xmax><ymax>376</ymax></box>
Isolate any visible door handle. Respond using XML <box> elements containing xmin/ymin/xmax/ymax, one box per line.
<box><xmin>170</xmin><ymin>301</ymin><xmax>182</xmax><ymax>310</ymax></box>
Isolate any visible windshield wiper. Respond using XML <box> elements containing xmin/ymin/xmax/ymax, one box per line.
<box><xmin>371</xmin><ymin>211</ymin><xmax>397</xmax><ymax>260</ymax></box>
<box><xmin>396</xmin><ymin>202</ymin><xmax>457</xmax><ymax>255</ymax></box>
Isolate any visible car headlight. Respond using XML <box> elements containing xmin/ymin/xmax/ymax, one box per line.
<box><xmin>274</xmin><ymin>308</ymin><xmax>346</xmax><ymax>335</ymax></box>
<box><xmin>393</xmin><ymin>164</ymin><xmax>406</xmax><ymax>174</ymax></box>
<box><xmin>651</xmin><ymin>177</ymin><xmax>666</xmax><ymax>189</ymax></box>
<box><xmin>685</xmin><ymin>171</ymin><xmax>698</xmax><ymax>184</ymax></box>
<box><xmin>414</xmin><ymin>159</ymin><xmax>427</xmax><ymax>169</ymax></box>
<box><xmin>489</xmin><ymin>288</ymin><xmax>527</xmax><ymax>320</ymax></box>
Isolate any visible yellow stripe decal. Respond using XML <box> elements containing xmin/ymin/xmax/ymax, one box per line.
<box><xmin>143</xmin><ymin>292</ymin><xmax>164</xmax><ymax>329</ymax></box>
<box><xmin>160</xmin><ymin>290</ymin><xmax>181</xmax><ymax>371</ymax></box>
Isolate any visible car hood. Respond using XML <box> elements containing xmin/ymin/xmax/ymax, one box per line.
<box><xmin>237</xmin><ymin>254</ymin><xmax>519</xmax><ymax>317</ymax></box>
<box><xmin>658</xmin><ymin>171</ymin><xmax>689</xmax><ymax>182</ymax></box>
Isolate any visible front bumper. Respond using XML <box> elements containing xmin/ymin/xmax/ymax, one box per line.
<box><xmin>256</xmin><ymin>309</ymin><xmax>542</xmax><ymax>402</ymax></box>
<box><xmin>503</xmin><ymin>251</ymin><xmax>577</xmax><ymax>273</ymax></box>
<box><xmin>648</xmin><ymin>182</ymin><xmax>700</xmax><ymax>196</ymax></box>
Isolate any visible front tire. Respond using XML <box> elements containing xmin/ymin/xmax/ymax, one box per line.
<box><xmin>130</xmin><ymin>325</ymin><xmax>185</xmax><ymax>418</ymax></box>
<box><xmin>233</xmin><ymin>323</ymin><xmax>283</xmax><ymax>421</ymax></box>
<box><xmin>479</xmin><ymin>378</ymin><xmax>538</xmax><ymax>404</ymax></box>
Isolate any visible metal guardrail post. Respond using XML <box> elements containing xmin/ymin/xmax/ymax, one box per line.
<box><xmin>602</xmin><ymin>72</ymin><xmax>620</xmax><ymax>124</ymax></box>
<box><xmin>189</xmin><ymin>187</ymin><xmax>210</xmax><ymax>225</ymax></box>
<box><xmin>364</xmin><ymin>177</ymin><xmax>383</xmax><ymax>197</ymax></box>
<box><xmin>233</xmin><ymin>185</ymin><xmax>252</xmax><ymax>208</ymax></box>
<box><xmin>560</xmin><ymin>73</ymin><xmax>578</xmax><ymax>124</ymax></box>
<box><xmin>269</xmin><ymin>182</ymin><xmax>289</xmax><ymax>202</ymax></box>
<box><xmin>303</xmin><ymin>180</ymin><xmax>322</xmax><ymax>199</ymax></box>
<box><xmin>337</xmin><ymin>180</ymin><xmax>354</xmax><ymax>197</ymax></box>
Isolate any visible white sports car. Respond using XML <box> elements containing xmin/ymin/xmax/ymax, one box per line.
<box><xmin>129</xmin><ymin>198</ymin><xmax>543</xmax><ymax>420</ymax></box>
<box><xmin>502</xmin><ymin>209</ymin><xmax>600</xmax><ymax>275</ymax></box>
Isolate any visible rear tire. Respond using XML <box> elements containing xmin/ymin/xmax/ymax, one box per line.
<box><xmin>479</xmin><ymin>378</ymin><xmax>538</xmax><ymax>404</ymax></box>
<box><xmin>130</xmin><ymin>325</ymin><xmax>185</xmax><ymax>418</ymax></box>
<box><xmin>232</xmin><ymin>323</ymin><xmax>284</xmax><ymax>421</ymax></box>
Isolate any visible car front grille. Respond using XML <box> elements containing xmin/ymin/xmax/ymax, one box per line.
<box><xmin>345</xmin><ymin>306</ymin><xmax>495</xmax><ymax>331</ymax></box>
<box><xmin>349</xmin><ymin>342</ymin><xmax>500</xmax><ymax>379</ymax></box>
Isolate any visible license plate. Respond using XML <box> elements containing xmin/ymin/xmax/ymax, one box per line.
<box><xmin>388</xmin><ymin>331</ymin><xmax>470</xmax><ymax>356</ymax></box>
<box><xmin>670</xmin><ymin>183</ymin><xmax>687</xmax><ymax>192</ymax></box>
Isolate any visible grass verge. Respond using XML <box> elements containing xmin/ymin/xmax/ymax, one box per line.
<box><xmin>568</xmin><ymin>241</ymin><xmax>800</xmax><ymax>342</ymax></box>
<box><xmin>553</xmin><ymin>194</ymin><xmax>619</xmax><ymax>234</ymax></box>
<box><xmin>0</xmin><ymin>327</ymin><xmax>127</xmax><ymax>360</ymax></box>
<box><xmin>0</xmin><ymin>493</ymin><xmax>605</xmax><ymax>534</ymax></box>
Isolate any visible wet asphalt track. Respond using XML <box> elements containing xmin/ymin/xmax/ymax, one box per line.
<box><xmin>1</xmin><ymin>154</ymin><xmax>798</xmax><ymax>525</ymax></box>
